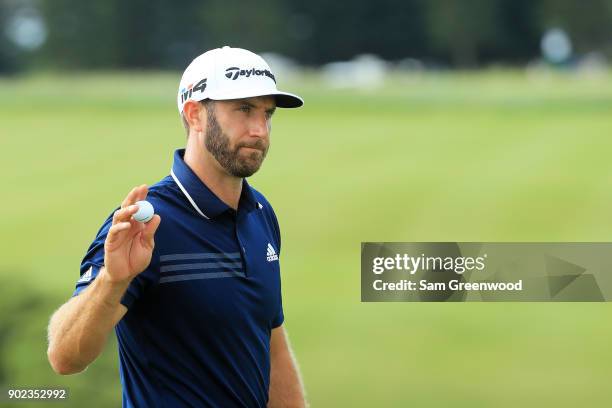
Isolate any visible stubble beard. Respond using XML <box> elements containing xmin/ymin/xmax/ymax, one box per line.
<box><xmin>204</xmin><ymin>105</ymin><xmax>268</xmax><ymax>178</ymax></box>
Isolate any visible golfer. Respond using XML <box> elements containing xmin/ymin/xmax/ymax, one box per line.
<box><xmin>47</xmin><ymin>46</ymin><xmax>307</xmax><ymax>408</ymax></box>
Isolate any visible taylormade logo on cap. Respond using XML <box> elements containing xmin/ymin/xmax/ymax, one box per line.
<box><xmin>224</xmin><ymin>67</ymin><xmax>276</xmax><ymax>82</ymax></box>
<box><xmin>177</xmin><ymin>46</ymin><xmax>303</xmax><ymax>115</ymax></box>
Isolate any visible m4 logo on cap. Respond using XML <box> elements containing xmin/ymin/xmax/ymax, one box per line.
<box><xmin>180</xmin><ymin>78</ymin><xmax>207</xmax><ymax>104</ymax></box>
<box><xmin>225</xmin><ymin>67</ymin><xmax>276</xmax><ymax>83</ymax></box>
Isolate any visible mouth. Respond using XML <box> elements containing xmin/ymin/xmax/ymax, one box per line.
<box><xmin>239</xmin><ymin>146</ymin><xmax>263</xmax><ymax>153</ymax></box>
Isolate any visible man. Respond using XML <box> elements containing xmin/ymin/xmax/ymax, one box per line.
<box><xmin>47</xmin><ymin>46</ymin><xmax>307</xmax><ymax>408</ymax></box>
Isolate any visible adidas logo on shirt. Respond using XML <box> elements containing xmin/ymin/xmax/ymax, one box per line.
<box><xmin>78</xmin><ymin>266</ymin><xmax>93</xmax><ymax>283</ymax></box>
<box><xmin>266</xmin><ymin>243</ymin><xmax>278</xmax><ymax>262</ymax></box>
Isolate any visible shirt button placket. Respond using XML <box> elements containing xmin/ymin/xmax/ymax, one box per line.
<box><xmin>235</xmin><ymin>217</ymin><xmax>247</xmax><ymax>276</ymax></box>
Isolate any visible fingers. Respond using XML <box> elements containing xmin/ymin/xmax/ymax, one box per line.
<box><xmin>121</xmin><ymin>184</ymin><xmax>148</xmax><ymax>209</ymax></box>
<box><xmin>127</xmin><ymin>218</ymin><xmax>145</xmax><ymax>238</ymax></box>
<box><xmin>135</xmin><ymin>185</ymin><xmax>149</xmax><ymax>203</ymax></box>
<box><xmin>120</xmin><ymin>186</ymin><xmax>139</xmax><ymax>209</ymax></box>
<box><xmin>140</xmin><ymin>215</ymin><xmax>161</xmax><ymax>249</ymax></box>
<box><xmin>109</xmin><ymin>184</ymin><xmax>153</xmax><ymax>251</ymax></box>
<box><xmin>106</xmin><ymin>221</ymin><xmax>132</xmax><ymax>247</ymax></box>
<box><xmin>107</xmin><ymin>210</ymin><xmax>147</xmax><ymax>251</ymax></box>
<box><xmin>112</xmin><ymin>204</ymin><xmax>139</xmax><ymax>226</ymax></box>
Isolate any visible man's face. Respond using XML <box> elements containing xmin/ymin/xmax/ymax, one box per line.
<box><xmin>203</xmin><ymin>96</ymin><xmax>276</xmax><ymax>178</ymax></box>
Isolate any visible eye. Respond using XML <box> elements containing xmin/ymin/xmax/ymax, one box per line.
<box><xmin>239</xmin><ymin>105</ymin><xmax>251</xmax><ymax>113</ymax></box>
<box><xmin>265</xmin><ymin>109</ymin><xmax>276</xmax><ymax>119</ymax></box>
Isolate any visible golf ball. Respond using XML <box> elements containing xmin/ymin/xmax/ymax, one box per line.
<box><xmin>133</xmin><ymin>200</ymin><xmax>154</xmax><ymax>223</ymax></box>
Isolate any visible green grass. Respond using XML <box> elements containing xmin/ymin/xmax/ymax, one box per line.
<box><xmin>2</xmin><ymin>70</ymin><xmax>612</xmax><ymax>407</ymax></box>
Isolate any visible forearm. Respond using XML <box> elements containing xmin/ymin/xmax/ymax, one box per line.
<box><xmin>268</xmin><ymin>330</ymin><xmax>307</xmax><ymax>408</ymax></box>
<box><xmin>47</xmin><ymin>268</ymin><xmax>129</xmax><ymax>374</ymax></box>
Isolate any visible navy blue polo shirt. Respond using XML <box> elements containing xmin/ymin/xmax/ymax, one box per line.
<box><xmin>72</xmin><ymin>148</ymin><xmax>284</xmax><ymax>408</ymax></box>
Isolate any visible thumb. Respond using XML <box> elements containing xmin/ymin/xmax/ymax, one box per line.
<box><xmin>141</xmin><ymin>214</ymin><xmax>161</xmax><ymax>249</ymax></box>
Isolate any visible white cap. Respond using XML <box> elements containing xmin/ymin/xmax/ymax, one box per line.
<box><xmin>177</xmin><ymin>46</ymin><xmax>304</xmax><ymax>114</ymax></box>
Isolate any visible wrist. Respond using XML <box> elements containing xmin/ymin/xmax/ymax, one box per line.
<box><xmin>94</xmin><ymin>267</ymin><xmax>132</xmax><ymax>306</ymax></box>
<box><xmin>98</xmin><ymin>265</ymin><xmax>132</xmax><ymax>285</ymax></box>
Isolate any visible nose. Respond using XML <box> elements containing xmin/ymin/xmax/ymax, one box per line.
<box><xmin>249</xmin><ymin>113</ymin><xmax>270</xmax><ymax>140</ymax></box>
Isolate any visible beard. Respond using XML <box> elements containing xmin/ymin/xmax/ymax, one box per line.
<box><xmin>204</xmin><ymin>105</ymin><xmax>269</xmax><ymax>178</ymax></box>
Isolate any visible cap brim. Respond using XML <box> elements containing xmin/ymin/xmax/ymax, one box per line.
<box><xmin>271</xmin><ymin>91</ymin><xmax>304</xmax><ymax>108</ymax></box>
<box><xmin>207</xmin><ymin>89</ymin><xmax>304</xmax><ymax>108</ymax></box>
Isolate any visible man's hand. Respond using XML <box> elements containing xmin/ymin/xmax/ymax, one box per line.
<box><xmin>104</xmin><ymin>184</ymin><xmax>161</xmax><ymax>283</ymax></box>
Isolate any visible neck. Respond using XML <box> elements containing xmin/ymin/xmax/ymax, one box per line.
<box><xmin>184</xmin><ymin>137</ymin><xmax>242</xmax><ymax>210</ymax></box>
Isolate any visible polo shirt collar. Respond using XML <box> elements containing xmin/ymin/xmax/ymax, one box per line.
<box><xmin>170</xmin><ymin>148</ymin><xmax>259</xmax><ymax>219</ymax></box>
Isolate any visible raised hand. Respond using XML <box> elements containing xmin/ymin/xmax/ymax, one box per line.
<box><xmin>103</xmin><ymin>185</ymin><xmax>161</xmax><ymax>283</ymax></box>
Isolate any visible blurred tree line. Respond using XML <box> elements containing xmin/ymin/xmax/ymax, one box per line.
<box><xmin>0</xmin><ymin>0</ymin><xmax>611</xmax><ymax>72</ymax></box>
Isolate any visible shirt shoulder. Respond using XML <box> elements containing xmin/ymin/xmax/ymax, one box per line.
<box><xmin>249</xmin><ymin>186</ymin><xmax>281</xmax><ymax>250</ymax></box>
<box><xmin>144</xmin><ymin>176</ymin><xmax>185</xmax><ymax>216</ymax></box>
<box><xmin>249</xmin><ymin>186</ymin><xmax>275</xmax><ymax>213</ymax></box>
<box><xmin>147</xmin><ymin>175</ymin><xmax>177</xmax><ymax>200</ymax></box>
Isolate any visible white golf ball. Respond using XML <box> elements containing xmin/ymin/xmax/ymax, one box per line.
<box><xmin>133</xmin><ymin>200</ymin><xmax>154</xmax><ymax>223</ymax></box>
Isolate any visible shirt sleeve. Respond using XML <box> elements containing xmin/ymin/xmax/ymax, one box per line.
<box><xmin>72</xmin><ymin>208</ymin><xmax>158</xmax><ymax>309</ymax></box>
<box><xmin>271</xmin><ymin>290</ymin><xmax>284</xmax><ymax>328</ymax></box>
<box><xmin>269</xmin><ymin>204</ymin><xmax>281</xmax><ymax>254</ymax></box>
<box><xmin>269</xmin><ymin>205</ymin><xmax>284</xmax><ymax>328</ymax></box>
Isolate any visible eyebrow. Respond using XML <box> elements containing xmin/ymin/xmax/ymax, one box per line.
<box><xmin>238</xmin><ymin>100</ymin><xmax>276</xmax><ymax>114</ymax></box>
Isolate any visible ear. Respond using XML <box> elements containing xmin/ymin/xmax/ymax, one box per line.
<box><xmin>183</xmin><ymin>100</ymin><xmax>206</xmax><ymax>133</ymax></box>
